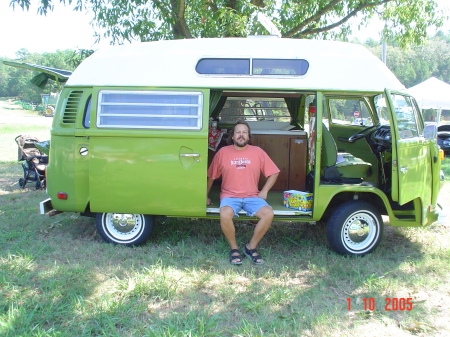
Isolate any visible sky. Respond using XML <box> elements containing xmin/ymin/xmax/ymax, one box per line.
<box><xmin>0</xmin><ymin>2</ymin><xmax>104</xmax><ymax>59</ymax></box>
<box><xmin>0</xmin><ymin>0</ymin><xmax>449</xmax><ymax>59</ymax></box>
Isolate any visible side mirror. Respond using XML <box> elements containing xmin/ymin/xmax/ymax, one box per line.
<box><xmin>423</xmin><ymin>124</ymin><xmax>437</xmax><ymax>140</ymax></box>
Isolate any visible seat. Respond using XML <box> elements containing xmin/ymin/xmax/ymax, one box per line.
<box><xmin>321</xmin><ymin>123</ymin><xmax>372</xmax><ymax>181</ymax></box>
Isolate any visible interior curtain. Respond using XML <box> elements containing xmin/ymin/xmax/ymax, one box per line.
<box><xmin>284</xmin><ymin>97</ymin><xmax>302</xmax><ymax>129</ymax></box>
<box><xmin>210</xmin><ymin>90</ymin><xmax>227</xmax><ymax>119</ymax></box>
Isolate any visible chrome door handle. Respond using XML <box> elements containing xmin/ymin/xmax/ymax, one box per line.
<box><xmin>400</xmin><ymin>167</ymin><xmax>408</xmax><ymax>174</ymax></box>
<box><xmin>180</xmin><ymin>153</ymin><xmax>200</xmax><ymax>157</ymax></box>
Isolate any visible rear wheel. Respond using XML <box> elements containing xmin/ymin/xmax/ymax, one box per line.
<box><xmin>19</xmin><ymin>178</ymin><xmax>26</xmax><ymax>188</ymax></box>
<box><xmin>326</xmin><ymin>201</ymin><xmax>383</xmax><ymax>256</ymax></box>
<box><xmin>96</xmin><ymin>213</ymin><xmax>154</xmax><ymax>246</ymax></box>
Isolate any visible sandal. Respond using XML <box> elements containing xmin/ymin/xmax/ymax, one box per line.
<box><xmin>229</xmin><ymin>249</ymin><xmax>243</xmax><ymax>265</ymax></box>
<box><xmin>243</xmin><ymin>244</ymin><xmax>264</xmax><ymax>265</ymax></box>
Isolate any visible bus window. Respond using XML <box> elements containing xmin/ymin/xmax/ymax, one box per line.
<box><xmin>327</xmin><ymin>98</ymin><xmax>373</xmax><ymax>126</ymax></box>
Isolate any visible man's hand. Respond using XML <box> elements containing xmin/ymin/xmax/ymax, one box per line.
<box><xmin>206</xmin><ymin>177</ymin><xmax>214</xmax><ymax>206</ymax></box>
<box><xmin>258</xmin><ymin>191</ymin><xmax>268</xmax><ymax>200</ymax></box>
<box><xmin>258</xmin><ymin>173</ymin><xmax>279</xmax><ymax>200</ymax></box>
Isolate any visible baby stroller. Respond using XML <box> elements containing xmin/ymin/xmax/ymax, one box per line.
<box><xmin>15</xmin><ymin>135</ymin><xmax>48</xmax><ymax>189</ymax></box>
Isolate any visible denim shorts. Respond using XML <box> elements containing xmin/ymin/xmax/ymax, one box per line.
<box><xmin>220</xmin><ymin>197</ymin><xmax>271</xmax><ymax>217</ymax></box>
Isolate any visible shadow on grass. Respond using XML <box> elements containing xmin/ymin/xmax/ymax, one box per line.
<box><xmin>0</xmin><ymin>162</ymin><xmax>445</xmax><ymax>336</ymax></box>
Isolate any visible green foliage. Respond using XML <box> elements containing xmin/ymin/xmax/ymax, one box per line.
<box><xmin>9</xmin><ymin>0</ymin><xmax>446</xmax><ymax>46</ymax></box>
<box><xmin>367</xmin><ymin>32</ymin><xmax>450</xmax><ymax>87</ymax></box>
<box><xmin>380</xmin><ymin>0</ymin><xmax>445</xmax><ymax>46</ymax></box>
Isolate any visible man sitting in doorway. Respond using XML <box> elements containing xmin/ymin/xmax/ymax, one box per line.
<box><xmin>207</xmin><ymin>120</ymin><xmax>280</xmax><ymax>265</ymax></box>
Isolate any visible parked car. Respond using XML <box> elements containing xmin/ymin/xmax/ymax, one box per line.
<box><xmin>437</xmin><ymin>124</ymin><xmax>450</xmax><ymax>155</ymax></box>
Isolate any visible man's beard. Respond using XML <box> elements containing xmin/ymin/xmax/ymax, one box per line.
<box><xmin>235</xmin><ymin>137</ymin><xmax>249</xmax><ymax>147</ymax></box>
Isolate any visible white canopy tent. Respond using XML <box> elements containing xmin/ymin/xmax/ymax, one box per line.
<box><xmin>407</xmin><ymin>77</ymin><xmax>450</xmax><ymax>110</ymax></box>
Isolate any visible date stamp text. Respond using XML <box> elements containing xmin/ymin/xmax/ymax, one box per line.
<box><xmin>347</xmin><ymin>298</ymin><xmax>413</xmax><ymax>311</ymax></box>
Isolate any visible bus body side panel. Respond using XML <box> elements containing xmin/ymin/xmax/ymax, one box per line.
<box><xmin>86</xmin><ymin>87</ymin><xmax>209</xmax><ymax>217</ymax></box>
<box><xmin>385</xmin><ymin>90</ymin><xmax>436</xmax><ymax>226</ymax></box>
<box><xmin>48</xmin><ymin>137</ymin><xmax>90</xmax><ymax>213</ymax></box>
<box><xmin>47</xmin><ymin>88</ymin><xmax>92</xmax><ymax>213</ymax></box>
<box><xmin>73</xmin><ymin>134</ymin><xmax>90</xmax><ymax>212</ymax></box>
<box><xmin>47</xmin><ymin>135</ymin><xmax>79</xmax><ymax>211</ymax></box>
<box><xmin>310</xmin><ymin>185</ymin><xmax>392</xmax><ymax>220</ymax></box>
<box><xmin>395</xmin><ymin>138</ymin><xmax>432</xmax><ymax>205</ymax></box>
<box><xmin>87</xmin><ymin>134</ymin><xmax>207</xmax><ymax>216</ymax></box>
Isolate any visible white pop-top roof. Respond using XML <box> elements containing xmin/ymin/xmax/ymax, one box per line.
<box><xmin>67</xmin><ymin>37</ymin><xmax>405</xmax><ymax>92</ymax></box>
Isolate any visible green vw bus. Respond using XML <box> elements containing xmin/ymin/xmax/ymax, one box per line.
<box><xmin>40</xmin><ymin>37</ymin><xmax>443</xmax><ymax>255</ymax></box>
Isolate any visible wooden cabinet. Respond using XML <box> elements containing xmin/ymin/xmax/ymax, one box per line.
<box><xmin>252</xmin><ymin>133</ymin><xmax>307</xmax><ymax>192</ymax></box>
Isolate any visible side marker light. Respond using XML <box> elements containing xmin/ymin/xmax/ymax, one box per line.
<box><xmin>57</xmin><ymin>192</ymin><xmax>68</xmax><ymax>200</ymax></box>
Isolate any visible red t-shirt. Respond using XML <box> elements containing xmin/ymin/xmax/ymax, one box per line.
<box><xmin>208</xmin><ymin>145</ymin><xmax>280</xmax><ymax>199</ymax></box>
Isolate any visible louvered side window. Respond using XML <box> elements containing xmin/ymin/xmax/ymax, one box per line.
<box><xmin>62</xmin><ymin>90</ymin><xmax>83</xmax><ymax>124</ymax></box>
<box><xmin>97</xmin><ymin>90</ymin><xmax>203</xmax><ymax>130</ymax></box>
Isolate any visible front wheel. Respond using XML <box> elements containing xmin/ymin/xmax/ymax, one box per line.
<box><xmin>96</xmin><ymin>213</ymin><xmax>154</xmax><ymax>246</ymax></box>
<box><xmin>326</xmin><ymin>201</ymin><xmax>383</xmax><ymax>256</ymax></box>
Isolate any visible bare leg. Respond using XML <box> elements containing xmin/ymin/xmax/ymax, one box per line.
<box><xmin>243</xmin><ymin>206</ymin><xmax>273</xmax><ymax>264</ymax></box>
<box><xmin>220</xmin><ymin>206</ymin><xmax>238</xmax><ymax>250</ymax></box>
<box><xmin>248</xmin><ymin>206</ymin><xmax>274</xmax><ymax>250</ymax></box>
<box><xmin>220</xmin><ymin>206</ymin><xmax>243</xmax><ymax>264</ymax></box>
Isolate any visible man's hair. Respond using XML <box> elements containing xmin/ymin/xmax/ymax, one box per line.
<box><xmin>227</xmin><ymin>120</ymin><xmax>252</xmax><ymax>145</ymax></box>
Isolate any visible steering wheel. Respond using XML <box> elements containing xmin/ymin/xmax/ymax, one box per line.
<box><xmin>348</xmin><ymin>124</ymin><xmax>380</xmax><ymax>143</ymax></box>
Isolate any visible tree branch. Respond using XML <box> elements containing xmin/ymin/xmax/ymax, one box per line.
<box><xmin>170</xmin><ymin>0</ymin><xmax>192</xmax><ymax>38</ymax></box>
<box><xmin>154</xmin><ymin>0</ymin><xmax>192</xmax><ymax>38</ymax></box>
<box><xmin>283</xmin><ymin>0</ymin><xmax>342</xmax><ymax>38</ymax></box>
<box><xmin>284</xmin><ymin>0</ymin><xmax>393</xmax><ymax>38</ymax></box>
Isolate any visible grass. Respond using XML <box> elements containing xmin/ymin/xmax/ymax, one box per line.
<box><xmin>0</xmin><ymin>105</ymin><xmax>51</xmax><ymax>162</ymax></box>
<box><xmin>1</xmin><ymin>101</ymin><xmax>449</xmax><ymax>336</ymax></box>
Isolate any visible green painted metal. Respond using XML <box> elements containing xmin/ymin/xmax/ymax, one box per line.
<box><xmin>47</xmin><ymin>87</ymin><xmax>210</xmax><ymax>216</ymax></box>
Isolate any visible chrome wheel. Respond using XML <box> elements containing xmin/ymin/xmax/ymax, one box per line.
<box><xmin>341</xmin><ymin>211</ymin><xmax>379</xmax><ymax>252</ymax></box>
<box><xmin>96</xmin><ymin>213</ymin><xmax>154</xmax><ymax>246</ymax></box>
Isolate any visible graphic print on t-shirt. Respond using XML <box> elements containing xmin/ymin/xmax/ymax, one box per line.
<box><xmin>231</xmin><ymin>157</ymin><xmax>251</xmax><ymax>170</ymax></box>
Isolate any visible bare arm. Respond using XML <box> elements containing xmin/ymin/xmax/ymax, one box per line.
<box><xmin>206</xmin><ymin>177</ymin><xmax>215</xmax><ymax>205</ymax></box>
<box><xmin>258</xmin><ymin>172</ymin><xmax>279</xmax><ymax>200</ymax></box>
